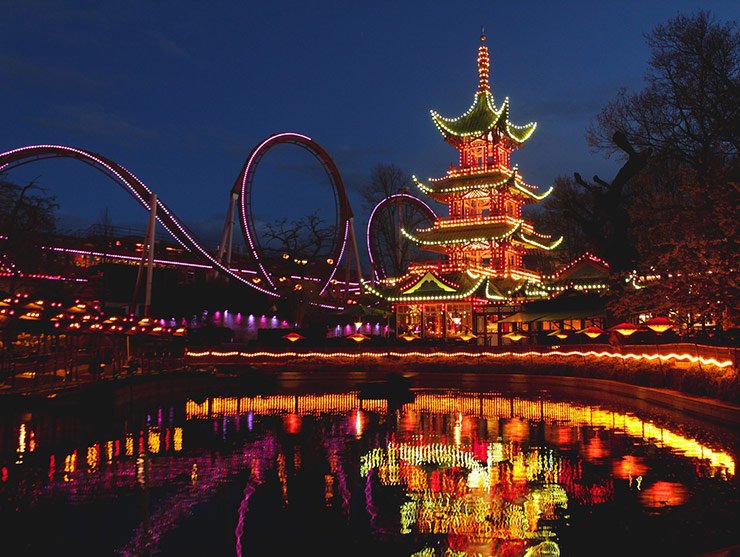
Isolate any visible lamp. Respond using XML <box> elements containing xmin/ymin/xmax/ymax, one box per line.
<box><xmin>547</xmin><ymin>329</ymin><xmax>569</xmax><ymax>340</ymax></box>
<box><xmin>503</xmin><ymin>331</ymin><xmax>526</xmax><ymax>342</ymax></box>
<box><xmin>645</xmin><ymin>317</ymin><xmax>673</xmax><ymax>334</ymax></box>
<box><xmin>458</xmin><ymin>332</ymin><xmax>477</xmax><ymax>342</ymax></box>
<box><xmin>282</xmin><ymin>332</ymin><xmax>304</xmax><ymax>342</ymax></box>
<box><xmin>579</xmin><ymin>326</ymin><xmax>605</xmax><ymax>339</ymax></box>
<box><xmin>400</xmin><ymin>332</ymin><xmax>419</xmax><ymax>342</ymax></box>
<box><xmin>609</xmin><ymin>322</ymin><xmax>639</xmax><ymax>337</ymax></box>
<box><xmin>347</xmin><ymin>333</ymin><xmax>369</xmax><ymax>343</ymax></box>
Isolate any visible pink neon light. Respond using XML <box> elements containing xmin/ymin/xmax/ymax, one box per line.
<box><xmin>366</xmin><ymin>193</ymin><xmax>437</xmax><ymax>280</ymax></box>
<box><xmin>0</xmin><ymin>144</ymin><xmax>279</xmax><ymax>297</ymax></box>
<box><xmin>238</xmin><ymin>132</ymin><xmax>349</xmax><ymax>297</ymax></box>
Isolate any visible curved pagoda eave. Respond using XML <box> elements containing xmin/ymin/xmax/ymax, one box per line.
<box><xmin>431</xmin><ymin>94</ymin><xmax>536</xmax><ymax>144</ymax></box>
<box><xmin>413</xmin><ymin>173</ymin><xmax>553</xmax><ymax>202</ymax></box>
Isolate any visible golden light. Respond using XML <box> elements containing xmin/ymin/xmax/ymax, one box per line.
<box><xmin>644</xmin><ymin>316</ymin><xmax>673</xmax><ymax>334</ymax></box>
<box><xmin>282</xmin><ymin>253</ymin><xmax>290</xmax><ymax>259</ymax></box>
<box><xmin>579</xmin><ymin>326</ymin><xmax>605</xmax><ymax>339</ymax></box>
<box><xmin>20</xmin><ymin>311</ymin><xmax>41</xmax><ymax>320</ymax></box>
<box><xmin>547</xmin><ymin>329</ymin><xmax>569</xmax><ymax>340</ymax></box>
<box><xmin>458</xmin><ymin>332</ymin><xmax>477</xmax><ymax>341</ymax></box>
<box><xmin>282</xmin><ymin>332</ymin><xmax>304</xmax><ymax>342</ymax></box>
<box><xmin>400</xmin><ymin>332</ymin><xmax>419</xmax><ymax>342</ymax></box>
<box><xmin>326</xmin><ymin>258</ymin><xmax>334</xmax><ymax>265</ymax></box>
<box><xmin>503</xmin><ymin>331</ymin><xmax>526</xmax><ymax>342</ymax></box>
<box><xmin>347</xmin><ymin>333</ymin><xmax>369</xmax><ymax>343</ymax></box>
<box><xmin>609</xmin><ymin>322</ymin><xmax>639</xmax><ymax>336</ymax></box>
<box><xmin>354</xmin><ymin>321</ymin><xmax>364</xmax><ymax>330</ymax></box>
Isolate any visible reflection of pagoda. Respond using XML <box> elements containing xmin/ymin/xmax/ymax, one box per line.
<box><xmin>364</xmin><ymin>34</ymin><xmax>560</xmax><ymax>342</ymax></box>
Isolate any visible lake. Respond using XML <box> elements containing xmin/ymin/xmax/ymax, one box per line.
<box><xmin>0</xmin><ymin>371</ymin><xmax>737</xmax><ymax>556</ymax></box>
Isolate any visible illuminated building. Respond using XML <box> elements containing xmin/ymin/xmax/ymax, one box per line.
<box><xmin>363</xmin><ymin>34</ymin><xmax>563</xmax><ymax>342</ymax></box>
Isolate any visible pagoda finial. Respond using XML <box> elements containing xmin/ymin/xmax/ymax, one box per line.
<box><xmin>477</xmin><ymin>29</ymin><xmax>490</xmax><ymax>94</ymax></box>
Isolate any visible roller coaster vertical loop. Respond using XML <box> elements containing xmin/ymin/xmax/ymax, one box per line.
<box><xmin>366</xmin><ymin>192</ymin><xmax>437</xmax><ymax>280</ymax></box>
<box><xmin>232</xmin><ymin>132</ymin><xmax>353</xmax><ymax>296</ymax></box>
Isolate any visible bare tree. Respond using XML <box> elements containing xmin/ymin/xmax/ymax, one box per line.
<box><xmin>0</xmin><ymin>175</ymin><xmax>58</xmax><ymax>286</ymax></box>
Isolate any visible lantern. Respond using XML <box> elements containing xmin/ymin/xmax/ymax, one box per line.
<box><xmin>579</xmin><ymin>326</ymin><xmax>605</xmax><ymax>339</ymax></box>
<box><xmin>282</xmin><ymin>332</ymin><xmax>304</xmax><ymax>342</ymax></box>
<box><xmin>609</xmin><ymin>322</ymin><xmax>639</xmax><ymax>337</ymax></box>
<box><xmin>644</xmin><ymin>317</ymin><xmax>673</xmax><ymax>334</ymax></box>
<box><xmin>347</xmin><ymin>333</ymin><xmax>369</xmax><ymax>343</ymax></box>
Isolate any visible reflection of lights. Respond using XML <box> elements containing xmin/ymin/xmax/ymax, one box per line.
<box><xmin>640</xmin><ymin>481</ymin><xmax>688</xmax><ymax>507</ymax></box>
<box><xmin>612</xmin><ymin>455</ymin><xmax>649</xmax><ymax>479</ymax></box>
<box><xmin>186</xmin><ymin>393</ymin><xmax>736</xmax><ymax>479</ymax></box>
<box><xmin>136</xmin><ymin>456</ymin><xmax>146</xmax><ymax>486</ymax></box>
<box><xmin>17</xmin><ymin>423</ymin><xmax>27</xmax><ymax>454</ymax></box>
<box><xmin>148</xmin><ymin>429</ymin><xmax>161</xmax><ymax>453</ymax></box>
<box><xmin>354</xmin><ymin>409</ymin><xmax>364</xmax><ymax>438</ymax></box>
<box><xmin>583</xmin><ymin>436</ymin><xmax>608</xmax><ymax>461</ymax></box>
<box><xmin>324</xmin><ymin>474</ymin><xmax>335</xmax><ymax>505</ymax></box>
<box><xmin>284</xmin><ymin>414</ymin><xmax>302</xmax><ymax>434</ymax></box>
<box><xmin>503</xmin><ymin>417</ymin><xmax>529</xmax><ymax>443</ymax></box>
<box><xmin>87</xmin><ymin>445</ymin><xmax>100</xmax><ymax>469</ymax></box>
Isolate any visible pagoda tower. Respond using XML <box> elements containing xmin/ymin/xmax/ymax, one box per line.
<box><xmin>364</xmin><ymin>34</ymin><xmax>560</xmax><ymax>343</ymax></box>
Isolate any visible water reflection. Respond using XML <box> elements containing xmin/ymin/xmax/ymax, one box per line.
<box><xmin>0</xmin><ymin>387</ymin><xmax>737</xmax><ymax>556</ymax></box>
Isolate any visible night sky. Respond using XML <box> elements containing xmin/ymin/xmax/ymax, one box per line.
<box><xmin>2</xmin><ymin>1</ymin><xmax>737</xmax><ymax>250</ymax></box>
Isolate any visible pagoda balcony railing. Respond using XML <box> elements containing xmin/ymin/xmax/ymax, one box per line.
<box><xmin>407</xmin><ymin>261</ymin><xmax>541</xmax><ymax>282</ymax></box>
<box><xmin>438</xmin><ymin>163</ymin><xmax>513</xmax><ymax>180</ymax></box>
<box><xmin>424</xmin><ymin>215</ymin><xmax>526</xmax><ymax>230</ymax></box>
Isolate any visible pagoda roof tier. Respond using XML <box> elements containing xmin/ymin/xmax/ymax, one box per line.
<box><xmin>362</xmin><ymin>269</ymin><xmax>547</xmax><ymax>303</ymax></box>
<box><xmin>431</xmin><ymin>94</ymin><xmax>536</xmax><ymax>143</ymax></box>
<box><xmin>413</xmin><ymin>170</ymin><xmax>553</xmax><ymax>202</ymax></box>
<box><xmin>362</xmin><ymin>270</ymin><xmax>486</xmax><ymax>302</ymax></box>
<box><xmin>401</xmin><ymin>220</ymin><xmax>561</xmax><ymax>251</ymax></box>
<box><xmin>401</xmin><ymin>221</ymin><xmax>521</xmax><ymax>247</ymax></box>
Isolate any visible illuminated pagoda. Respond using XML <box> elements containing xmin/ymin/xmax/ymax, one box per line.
<box><xmin>364</xmin><ymin>33</ymin><xmax>560</xmax><ymax>342</ymax></box>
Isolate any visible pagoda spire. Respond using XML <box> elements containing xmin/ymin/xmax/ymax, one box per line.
<box><xmin>477</xmin><ymin>30</ymin><xmax>490</xmax><ymax>94</ymax></box>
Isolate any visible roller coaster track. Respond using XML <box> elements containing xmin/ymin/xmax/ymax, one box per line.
<box><xmin>0</xmin><ymin>144</ymin><xmax>282</xmax><ymax>296</ymax></box>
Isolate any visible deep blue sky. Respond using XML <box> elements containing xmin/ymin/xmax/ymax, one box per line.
<box><xmin>2</xmin><ymin>1</ymin><xmax>737</xmax><ymax>249</ymax></box>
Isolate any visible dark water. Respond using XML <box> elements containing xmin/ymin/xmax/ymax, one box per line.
<box><xmin>0</xmin><ymin>372</ymin><xmax>738</xmax><ymax>557</ymax></box>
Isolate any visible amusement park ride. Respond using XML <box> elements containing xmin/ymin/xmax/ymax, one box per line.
<box><xmin>0</xmin><ymin>34</ymin><xmax>611</xmax><ymax>336</ymax></box>
<box><xmin>0</xmin><ymin>133</ymin><xmax>366</xmax><ymax>313</ymax></box>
